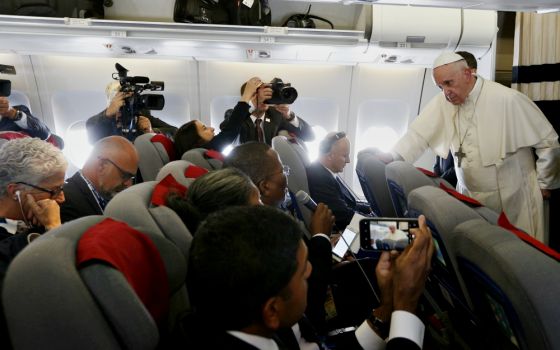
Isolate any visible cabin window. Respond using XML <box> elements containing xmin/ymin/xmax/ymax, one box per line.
<box><xmin>64</xmin><ymin>120</ymin><xmax>93</xmax><ymax>168</ymax></box>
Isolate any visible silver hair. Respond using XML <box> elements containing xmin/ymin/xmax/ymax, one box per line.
<box><xmin>0</xmin><ymin>138</ymin><xmax>67</xmax><ymax>197</ymax></box>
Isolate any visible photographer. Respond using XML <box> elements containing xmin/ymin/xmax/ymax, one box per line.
<box><xmin>86</xmin><ymin>80</ymin><xmax>177</xmax><ymax>144</ymax></box>
<box><xmin>220</xmin><ymin>77</ymin><xmax>315</xmax><ymax>146</ymax></box>
<box><xmin>0</xmin><ymin>96</ymin><xmax>53</xmax><ymax>141</ymax></box>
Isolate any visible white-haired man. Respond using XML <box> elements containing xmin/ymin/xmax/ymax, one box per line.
<box><xmin>386</xmin><ymin>52</ymin><xmax>559</xmax><ymax>241</ymax></box>
<box><xmin>86</xmin><ymin>81</ymin><xmax>176</xmax><ymax>143</ymax></box>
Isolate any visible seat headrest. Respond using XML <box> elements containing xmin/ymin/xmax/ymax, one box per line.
<box><xmin>76</xmin><ymin>218</ymin><xmax>170</xmax><ymax>323</ymax></box>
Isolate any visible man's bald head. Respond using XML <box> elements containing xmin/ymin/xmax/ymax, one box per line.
<box><xmin>83</xmin><ymin>136</ymin><xmax>139</xmax><ymax>198</ymax></box>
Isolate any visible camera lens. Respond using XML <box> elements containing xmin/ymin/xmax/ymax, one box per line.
<box><xmin>280</xmin><ymin>87</ymin><xmax>298</xmax><ymax>104</ymax></box>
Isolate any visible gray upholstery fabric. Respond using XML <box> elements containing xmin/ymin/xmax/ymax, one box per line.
<box><xmin>356</xmin><ymin>150</ymin><xmax>396</xmax><ymax>217</ymax></box>
<box><xmin>451</xmin><ymin>219</ymin><xmax>560</xmax><ymax>349</ymax></box>
<box><xmin>104</xmin><ymin>182</ymin><xmax>192</xmax><ymax>336</ymax></box>
<box><xmin>181</xmin><ymin>148</ymin><xmax>223</xmax><ymax>170</ymax></box>
<box><xmin>386</xmin><ymin>161</ymin><xmax>435</xmax><ymax>200</ymax></box>
<box><xmin>134</xmin><ymin>133</ymin><xmax>171</xmax><ymax>181</ymax></box>
<box><xmin>408</xmin><ymin>186</ymin><xmax>498</xmax><ymax>307</ymax></box>
<box><xmin>104</xmin><ymin>181</ymin><xmax>192</xmax><ymax>260</ymax></box>
<box><xmin>3</xmin><ymin>215</ymin><xmax>188</xmax><ymax>350</ymax></box>
<box><xmin>80</xmin><ymin>265</ymin><xmax>159</xmax><ymax>350</ymax></box>
<box><xmin>156</xmin><ymin>160</ymin><xmax>197</xmax><ymax>189</ymax></box>
<box><xmin>3</xmin><ymin>216</ymin><xmax>127</xmax><ymax>350</ymax></box>
<box><xmin>272</xmin><ymin>135</ymin><xmax>312</xmax><ymax>227</ymax></box>
<box><xmin>272</xmin><ymin>135</ymin><xmax>310</xmax><ymax>194</ymax></box>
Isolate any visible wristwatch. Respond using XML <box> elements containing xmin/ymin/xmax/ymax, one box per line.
<box><xmin>368</xmin><ymin>310</ymin><xmax>389</xmax><ymax>339</ymax></box>
<box><xmin>12</xmin><ymin>109</ymin><xmax>23</xmax><ymax>121</ymax></box>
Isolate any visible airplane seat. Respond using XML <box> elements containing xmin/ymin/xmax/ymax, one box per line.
<box><xmin>451</xmin><ymin>219</ymin><xmax>560</xmax><ymax>349</ymax></box>
<box><xmin>104</xmin><ymin>181</ymin><xmax>192</xmax><ymax>260</ymax></box>
<box><xmin>134</xmin><ymin>133</ymin><xmax>176</xmax><ymax>181</ymax></box>
<box><xmin>104</xmin><ymin>180</ymin><xmax>194</xmax><ymax>334</ymax></box>
<box><xmin>272</xmin><ymin>135</ymin><xmax>310</xmax><ymax>194</ymax></box>
<box><xmin>355</xmin><ymin>149</ymin><xmax>396</xmax><ymax>217</ymax></box>
<box><xmin>272</xmin><ymin>135</ymin><xmax>313</xmax><ymax>227</ymax></box>
<box><xmin>408</xmin><ymin>186</ymin><xmax>520</xmax><ymax>347</ymax></box>
<box><xmin>156</xmin><ymin>159</ymin><xmax>208</xmax><ymax>189</ymax></box>
<box><xmin>385</xmin><ymin>161</ymin><xmax>434</xmax><ymax>217</ymax></box>
<box><xmin>2</xmin><ymin>216</ymin><xmax>187</xmax><ymax>350</ymax></box>
<box><xmin>181</xmin><ymin>148</ymin><xmax>223</xmax><ymax>171</ymax></box>
<box><xmin>0</xmin><ymin>131</ymin><xmax>29</xmax><ymax>147</ymax></box>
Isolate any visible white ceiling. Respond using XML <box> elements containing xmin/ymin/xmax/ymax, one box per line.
<box><xmin>377</xmin><ymin>0</ymin><xmax>560</xmax><ymax>11</ymax></box>
<box><xmin>347</xmin><ymin>0</ymin><xmax>560</xmax><ymax>12</ymax></box>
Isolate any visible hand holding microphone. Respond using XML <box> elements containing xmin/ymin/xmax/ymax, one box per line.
<box><xmin>295</xmin><ymin>190</ymin><xmax>335</xmax><ymax>236</ymax></box>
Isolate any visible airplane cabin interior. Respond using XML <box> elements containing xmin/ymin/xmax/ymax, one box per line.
<box><xmin>1</xmin><ymin>0</ymin><xmax>559</xmax><ymax>349</ymax></box>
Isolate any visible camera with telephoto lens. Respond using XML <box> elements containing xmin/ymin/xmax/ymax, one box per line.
<box><xmin>264</xmin><ymin>78</ymin><xmax>298</xmax><ymax>105</ymax></box>
<box><xmin>112</xmin><ymin>63</ymin><xmax>165</xmax><ymax>129</ymax></box>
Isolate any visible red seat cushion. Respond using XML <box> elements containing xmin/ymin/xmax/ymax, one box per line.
<box><xmin>76</xmin><ymin>218</ymin><xmax>170</xmax><ymax>323</ymax></box>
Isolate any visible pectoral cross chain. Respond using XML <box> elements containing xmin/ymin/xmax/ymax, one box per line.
<box><xmin>455</xmin><ymin>147</ymin><xmax>466</xmax><ymax>168</ymax></box>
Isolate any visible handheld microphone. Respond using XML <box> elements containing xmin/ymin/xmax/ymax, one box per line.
<box><xmin>295</xmin><ymin>190</ymin><xmax>317</xmax><ymax>212</ymax></box>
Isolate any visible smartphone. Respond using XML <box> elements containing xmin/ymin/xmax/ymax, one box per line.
<box><xmin>359</xmin><ymin>218</ymin><xmax>419</xmax><ymax>251</ymax></box>
<box><xmin>332</xmin><ymin>227</ymin><xmax>358</xmax><ymax>262</ymax></box>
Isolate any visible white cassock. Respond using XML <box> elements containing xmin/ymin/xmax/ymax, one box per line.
<box><xmin>393</xmin><ymin>77</ymin><xmax>560</xmax><ymax>241</ymax></box>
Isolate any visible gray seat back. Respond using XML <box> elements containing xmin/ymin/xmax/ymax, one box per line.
<box><xmin>385</xmin><ymin>161</ymin><xmax>435</xmax><ymax>216</ymax></box>
<box><xmin>156</xmin><ymin>160</ymin><xmax>199</xmax><ymax>189</ymax></box>
<box><xmin>272</xmin><ymin>135</ymin><xmax>310</xmax><ymax>194</ymax></box>
<box><xmin>272</xmin><ymin>135</ymin><xmax>312</xmax><ymax>226</ymax></box>
<box><xmin>181</xmin><ymin>148</ymin><xmax>223</xmax><ymax>170</ymax></box>
<box><xmin>408</xmin><ymin>186</ymin><xmax>496</xmax><ymax>309</ymax></box>
<box><xmin>3</xmin><ymin>216</ymin><xmax>186</xmax><ymax>350</ymax></box>
<box><xmin>104</xmin><ymin>181</ymin><xmax>192</xmax><ymax>260</ymax></box>
<box><xmin>134</xmin><ymin>133</ymin><xmax>175</xmax><ymax>181</ymax></box>
<box><xmin>451</xmin><ymin>219</ymin><xmax>560</xmax><ymax>349</ymax></box>
<box><xmin>355</xmin><ymin>149</ymin><xmax>396</xmax><ymax>217</ymax></box>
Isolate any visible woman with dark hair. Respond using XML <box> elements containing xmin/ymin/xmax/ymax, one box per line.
<box><xmin>165</xmin><ymin>167</ymin><xmax>261</xmax><ymax>234</ymax></box>
<box><xmin>174</xmin><ymin>77</ymin><xmax>264</xmax><ymax>157</ymax></box>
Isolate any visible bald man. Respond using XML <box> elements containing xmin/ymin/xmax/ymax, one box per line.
<box><xmin>390</xmin><ymin>51</ymin><xmax>560</xmax><ymax>241</ymax></box>
<box><xmin>307</xmin><ymin>131</ymin><xmax>373</xmax><ymax>230</ymax></box>
<box><xmin>60</xmin><ymin>136</ymin><xmax>139</xmax><ymax>223</ymax></box>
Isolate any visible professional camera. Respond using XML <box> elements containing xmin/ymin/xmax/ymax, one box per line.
<box><xmin>0</xmin><ymin>64</ymin><xmax>16</xmax><ymax>97</ymax></box>
<box><xmin>264</xmin><ymin>77</ymin><xmax>298</xmax><ymax>105</ymax></box>
<box><xmin>112</xmin><ymin>63</ymin><xmax>165</xmax><ymax>127</ymax></box>
<box><xmin>0</xmin><ymin>79</ymin><xmax>10</xmax><ymax>97</ymax></box>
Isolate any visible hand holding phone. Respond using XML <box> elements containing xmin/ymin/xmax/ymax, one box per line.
<box><xmin>359</xmin><ymin>218</ymin><xmax>419</xmax><ymax>251</ymax></box>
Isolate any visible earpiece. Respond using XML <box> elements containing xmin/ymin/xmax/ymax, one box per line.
<box><xmin>15</xmin><ymin>190</ymin><xmax>21</xmax><ymax>202</ymax></box>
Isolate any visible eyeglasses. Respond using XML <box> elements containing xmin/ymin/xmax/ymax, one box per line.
<box><xmin>266</xmin><ymin>165</ymin><xmax>290</xmax><ymax>178</ymax></box>
<box><xmin>16</xmin><ymin>181</ymin><xmax>64</xmax><ymax>198</ymax></box>
<box><xmin>100</xmin><ymin>157</ymin><xmax>136</xmax><ymax>182</ymax></box>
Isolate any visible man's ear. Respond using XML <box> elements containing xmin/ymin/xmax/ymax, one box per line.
<box><xmin>6</xmin><ymin>183</ymin><xmax>19</xmax><ymax>199</ymax></box>
<box><xmin>262</xmin><ymin>296</ymin><xmax>282</xmax><ymax>331</ymax></box>
<box><xmin>258</xmin><ymin>180</ymin><xmax>269</xmax><ymax>197</ymax></box>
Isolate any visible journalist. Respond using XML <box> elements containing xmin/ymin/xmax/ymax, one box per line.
<box><xmin>220</xmin><ymin>77</ymin><xmax>315</xmax><ymax>146</ymax></box>
<box><xmin>86</xmin><ymin>81</ymin><xmax>176</xmax><ymax>143</ymax></box>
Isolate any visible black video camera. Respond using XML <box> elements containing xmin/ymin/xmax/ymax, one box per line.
<box><xmin>264</xmin><ymin>78</ymin><xmax>298</xmax><ymax>105</ymax></box>
<box><xmin>112</xmin><ymin>63</ymin><xmax>165</xmax><ymax>127</ymax></box>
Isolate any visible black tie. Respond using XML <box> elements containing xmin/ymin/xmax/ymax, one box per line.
<box><xmin>255</xmin><ymin>118</ymin><xmax>264</xmax><ymax>143</ymax></box>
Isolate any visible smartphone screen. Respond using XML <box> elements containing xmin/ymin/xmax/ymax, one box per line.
<box><xmin>332</xmin><ymin>228</ymin><xmax>357</xmax><ymax>262</ymax></box>
<box><xmin>359</xmin><ymin>218</ymin><xmax>419</xmax><ymax>251</ymax></box>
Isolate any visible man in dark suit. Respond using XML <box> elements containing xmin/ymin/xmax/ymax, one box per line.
<box><xmin>60</xmin><ymin>136</ymin><xmax>138</xmax><ymax>223</ymax></box>
<box><xmin>220</xmin><ymin>77</ymin><xmax>315</xmax><ymax>146</ymax></box>
<box><xmin>307</xmin><ymin>132</ymin><xmax>373</xmax><ymax>231</ymax></box>
<box><xmin>184</xmin><ymin>206</ymin><xmax>433</xmax><ymax>349</ymax></box>
<box><xmin>224</xmin><ymin>142</ymin><xmax>335</xmax><ymax>332</ymax></box>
